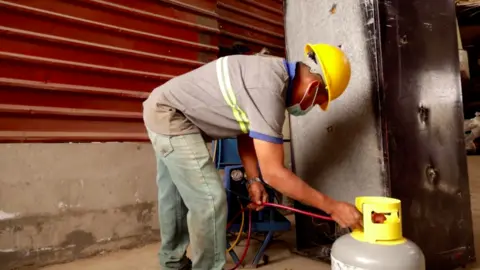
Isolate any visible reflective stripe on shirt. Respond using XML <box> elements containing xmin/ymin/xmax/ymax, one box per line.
<box><xmin>216</xmin><ymin>56</ymin><xmax>250</xmax><ymax>133</ymax></box>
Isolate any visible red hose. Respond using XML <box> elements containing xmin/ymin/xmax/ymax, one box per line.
<box><xmin>227</xmin><ymin>207</ymin><xmax>248</xmax><ymax>230</ymax></box>
<box><xmin>228</xmin><ymin>209</ymin><xmax>252</xmax><ymax>270</ymax></box>
<box><xmin>262</xmin><ymin>202</ymin><xmax>333</xmax><ymax>221</ymax></box>
<box><xmin>225</xmin><ymin>201</ymin><xmax>333</xmax><ymax>269</ymax></box>
<box><xmin>226</xmin><ymin>202</ymin><xmax>332</xmax><ymax>230</ymax></box>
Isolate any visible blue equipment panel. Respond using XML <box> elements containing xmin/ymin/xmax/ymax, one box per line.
<box><xmin>224</xmin><ymin>166</ymin><xmax>291</xmax><ymax>233</ymax></box>
<box><xmin>223</xmin><ymin>165</ymin><xmax>291</xmax><ymax>267</ymax></box>
<box><xmin>213</xmin><ymin>138</ymin><xmax>291</xmax><ymax>267</ymax></box>
<box><xmin>212</xmin><ymin>139</ymin><xmax>241</xmax><ymax>170</ymax></box>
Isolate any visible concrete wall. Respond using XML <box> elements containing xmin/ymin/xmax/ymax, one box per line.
<box><xmin>0</xmin><ymin>143</ymin><xmax>158</xmax><ymax>269</ymax></box>
<box><xmin>0</xmin><ymin>111</ymin><xmax>292</xmax><ymax>270</ymax></box>
<box><xmin>285</xmin><ymin>0</ymin><xmax>386</xmax><ymax>201</ymax></box>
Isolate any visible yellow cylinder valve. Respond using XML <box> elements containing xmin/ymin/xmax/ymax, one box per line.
<box><xmin>350</xmin><ymin>196</ymin><xmax>406</xmax><ymax>245</ymax></box>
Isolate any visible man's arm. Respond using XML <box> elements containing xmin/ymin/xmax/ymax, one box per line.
<box><xmin>237</xmin><ymin>135</ymin><xmax>268</xmax><ymax>210</ymax></box>
<box><xmin>237</xmin><ymin>134</ymin><xmax>260</xmax><ymax>179</ymax></box>
<box><xmin>252</xmin><ymin>138</ymin><xmax>362</xmax><ymax>229</ymax></box>
<box><xmin>252</xmin><ymin>138</ymin><xmax>335</xmax><ymax>213</ymax></box>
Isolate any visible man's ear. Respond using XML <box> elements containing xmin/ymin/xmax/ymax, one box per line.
<box><xmin>305</xmin><ymin>80</ymin><xmax>320</xmax><ymax>99</ymax></box>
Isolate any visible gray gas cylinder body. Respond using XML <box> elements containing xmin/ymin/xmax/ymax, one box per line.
<box><xmin>331</xmin><ymin>234</ymin><xmax>426</xmax><ymax>270</ymax></box>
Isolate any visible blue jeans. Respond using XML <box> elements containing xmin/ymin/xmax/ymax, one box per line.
<box><xmin>147</xmin><ymin>130</ymin><xmax>227</xmax><ymax>270</ymax></box>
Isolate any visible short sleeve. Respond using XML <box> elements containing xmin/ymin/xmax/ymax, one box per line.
<box><xmin>246</xmin><ymin>89</ymin><xmax>286</xmax><ymax>144</ymax></box>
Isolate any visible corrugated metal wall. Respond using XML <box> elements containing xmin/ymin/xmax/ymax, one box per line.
<box><xmin>0</xmin><ymin>0</ymin><xmax>284</xmax><ymax>143</ymax></box>
<box><xmin>0</xmin><ymin>0</ymin><xmax>219</xmax><ymax>142</ymax></box>
<box><xmin>216</xmin><ymin>0</ymin><xmax>285</xmax><ymax>56</ymax></box>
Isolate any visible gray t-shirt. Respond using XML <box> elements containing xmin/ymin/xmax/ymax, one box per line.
<box><xmin>143</xmin><ymin>55</ymin><xmax>291</xmax><ymax>144</ymax></box>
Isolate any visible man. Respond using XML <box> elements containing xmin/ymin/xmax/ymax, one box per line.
<box><xmin>143</xmin><ymin>43</ymin><xmax>361</xmax><ymax>270</ymax></box>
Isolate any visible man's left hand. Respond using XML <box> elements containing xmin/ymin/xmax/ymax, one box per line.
<box><xmin>247</xmin><ymin>182</ymin><xmax>268</xmax><ymax>211</ymax></box>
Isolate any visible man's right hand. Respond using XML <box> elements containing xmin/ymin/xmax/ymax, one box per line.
<box><xmin>328</xmin><ymin>201</ymin><xmax>362</xmax><ymax>229</ymax></box>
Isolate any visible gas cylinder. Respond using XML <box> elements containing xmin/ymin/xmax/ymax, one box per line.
<box><xmin>330</xmin><ymin>196</ymin><xmax>425</xmax><ymax>270</ymax></box>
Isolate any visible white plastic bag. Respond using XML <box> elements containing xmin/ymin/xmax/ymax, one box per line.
<box><xmin>464</xmin><ymin>112</ymin><xmax>480</xmax><ymax>151</ymax></box>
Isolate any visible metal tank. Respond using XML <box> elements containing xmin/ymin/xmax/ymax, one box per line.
<box><xmin>331</xmin><ymin>197</ymin><xmax>425</xmax><ymax>270</ymax></box>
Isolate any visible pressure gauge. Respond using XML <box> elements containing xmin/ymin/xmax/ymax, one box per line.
<box><xmin>230</xmin><ymin>169</ymin><xmax>244</xmax><ymax>181</ymax></box>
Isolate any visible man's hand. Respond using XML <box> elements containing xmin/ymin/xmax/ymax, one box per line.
<box><xmin>328</xmin><ymin>201</ymin><xmax>363</xmax><ymax>229</ymax></box>
<box><xmin>247</xmin><ymin>182</ymin><xmax>268</xmax><ymax>211</ymax></box>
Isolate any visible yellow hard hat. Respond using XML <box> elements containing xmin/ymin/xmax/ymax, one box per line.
<box><xmin>304</xmin><ymin>43</ymin><xmax>351</xmax><ymax>111</ymax></box>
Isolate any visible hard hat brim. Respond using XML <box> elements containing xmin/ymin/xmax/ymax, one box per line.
<box><xmin>305</xmin><ymin>43</ymin><xmax>332</xmax><ymax>111</ymax></box>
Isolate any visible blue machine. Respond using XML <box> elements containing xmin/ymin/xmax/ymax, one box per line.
<box><xmin>212</xmin><ymin>138</ymin><xmax>291</xmax><ymax>267</ymax></box>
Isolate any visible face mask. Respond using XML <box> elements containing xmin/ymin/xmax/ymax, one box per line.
<box><xmin>287</xmin><ymin>103</ymin><xmax>314</xmax><ymax>116</ymax></box>
<box><xmin>287</xmin><ymin>84</ymin><xmax>320</xmax><ymax>117</ymax></box>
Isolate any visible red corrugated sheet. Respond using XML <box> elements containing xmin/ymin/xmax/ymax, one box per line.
<box><xmin>217</xmin><ymin>0</ymin><xmax>285</xmax><ymax>56</ymax></box>
<box><xmin>0</xmin><ymin>0</ymin><xmax>285</xmax><ymax>143</ymax></box>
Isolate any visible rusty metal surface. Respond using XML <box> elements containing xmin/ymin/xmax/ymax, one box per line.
<box><xmin>0</xmin><ymin>0</ymin><xmax>219</xmax><ymax>142</ymax></box>
<box><xmin>380</xmin><ymin>0</ymin><xmax>475</xmax><ymax>268</ymax></box>
<box><xmin>216</xmin><ymin>0</ymin><xmax>285</xmax><ymax>56</ymax></box>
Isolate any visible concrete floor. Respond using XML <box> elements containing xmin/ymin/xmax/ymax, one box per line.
<box><xmin>42</xmin><ymin>157</ymin><xmax>480</xmax><ymax>270</ymax></box>
<box><xmin>41</xmin><ymin>219</ymin><xmax>331</xmax><ymax>270</ymax></box>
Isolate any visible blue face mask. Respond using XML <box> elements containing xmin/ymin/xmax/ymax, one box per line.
<box><xmin>287</xmin><ymin>85</ymin><xmax>320</xmax><ymax>117</ymax></box>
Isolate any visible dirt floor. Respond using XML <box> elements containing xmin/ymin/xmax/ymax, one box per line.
<box><xmin>42</xmin><ymin>156</ymin><xmax>480</xmax><ymax>270</ymax></box>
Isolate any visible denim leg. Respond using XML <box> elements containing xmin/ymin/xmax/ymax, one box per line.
<box><xmin>148</xmin><ymin>130</ymin><xmax>191</xmax><ymax>270</ymax></box>
<box><xmin>164</xmin><ymin>133</ymin><xmax>227</xmax><ymax>270</ymax></box>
